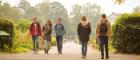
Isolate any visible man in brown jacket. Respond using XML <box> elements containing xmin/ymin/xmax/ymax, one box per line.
<box><xmin>96</xmin><ymin>14</ymin><xmax>112</xmax><ymax>59</ymax></box>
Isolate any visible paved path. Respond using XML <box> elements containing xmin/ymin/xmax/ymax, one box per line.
<box><xmin>0</xmin><ymin>41</ymin><xmax>140</xmax><ymax>60</ymax></box>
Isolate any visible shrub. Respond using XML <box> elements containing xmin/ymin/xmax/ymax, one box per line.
<box><xmin>0</xmin><ymin>19</ymin><xmax>32</xmax><ymax>53</ymax></box>
<box><xmin>13</xmin><ymin>30</ymin><xmax>32</xmax><ymax>50</ymax></box>
<box><xmin>51</xmin><ymin>36</ymin><xmax>56</xmax><ymax>46</ymax></box>
<box><xmin>0</xmin><ymin>19</ymin><xmax>14</xmax><ymax>51</ymax></box>
<box><xmin>13</xmin><ymin>19</ymin><xmax>31</xmax><ymax>33</ymax></box>
<box><xmin>112</xmin><ymin>13</ymin><xmax>140</xmax><ymax>54</ymax></box>
<box><xmin>11</xmin><ymin>19</ymin><xmax>32</xmax><ymax>53</ymax></box>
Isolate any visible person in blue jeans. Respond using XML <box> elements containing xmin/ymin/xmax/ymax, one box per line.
<box><xmin>54</xmin><ymin>18</ymin><xmax>65</xmax><ymax>54</ymax></box>
<box><xmin>77</xmin><ymin>16</ymin><xmax>91</xmax><ymax>59</ymax></box>
<box><xmin>29</xmin><ymin>17</ymin><xmax>42</xmax><ymax>54</ymax></box>
<box><xmin>96</xmin><ymin>14</ymin><xmax>112</xmax><ymax>59</ymax></box>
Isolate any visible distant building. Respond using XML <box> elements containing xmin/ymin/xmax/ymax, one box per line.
<box><xmin>108</xmin><ymin>12</ymin><xmax>121</xmax><ymax>24</ymax></box>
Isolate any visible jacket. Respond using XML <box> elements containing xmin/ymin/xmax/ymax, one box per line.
<box><xmin>77</xmin><ymin>22</ymin><xmax>91</xmax><ymax>42</ymax></box>
<box><xmin>96</xmin><ymin>19</ymin><xmax>112</xmax><ymax>38</ymax></box>
<box><xmin>29</xmin><ymin>22</ymin><xmax>42</xmax><ymax>36</ymax></box>
<box><xmin>54</xmin><ymin>23</ymin><xmax>65</xmax><ymax>36</ymax></box>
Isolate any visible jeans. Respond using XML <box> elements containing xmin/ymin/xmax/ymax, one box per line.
<box><xmin>56</xmin><ymin>36</ymin><xmax>63</xmax><ymax>53</ymax></box>
<box><xmin>99</xmin><ymin>36</ymin><xmax>108</xmax><ymax>57</ymax></box>
<box><xmin>32</xmin><ymin>35</ymin><xmax>39</xmax><ymax>52</ymax></box>
<box><xmin>81</xmin><ymin>41</ymin><xmax>88</xmax><ymax>56</ymax></box>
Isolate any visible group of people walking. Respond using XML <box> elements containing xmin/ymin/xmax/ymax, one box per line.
<box><xmin>29</xmin><ymin>14</ymin><xmax>111</xmax><ymax>59</ymax></box>
<box><xmin>29</xmin><ymin>17</ymin><xmax>65</xmax><ymax>55</ymax></box>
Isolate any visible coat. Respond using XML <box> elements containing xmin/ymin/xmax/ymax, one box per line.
<box><xmin>29</xmin><ymin>22</ymin><xmax>42</xmax><ymax>36</ymax></box>
<box><xmin>77</xmin><ymin>23</ymin><xmax>91</xmax><ymax>42</ymax></box>
<box><xmin>96</xmin><ymin>19</ymin><xmax>112</xmax><ymax>38</ymax></box>
<box><xmin>42</xmin><ymin>24</ymin><xmax>52</xmax><ymax>41</ymax></box>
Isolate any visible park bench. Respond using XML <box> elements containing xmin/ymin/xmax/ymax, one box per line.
<box><xmin>0</xmin><ymin>31</ymin><xmax>12</xmax><ymax>51</ymax></box>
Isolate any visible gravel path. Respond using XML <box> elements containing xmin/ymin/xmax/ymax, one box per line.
<box><xmin>0</xmin><ymin>41</ymin><xmax>139</xmax><ymax>60</ymax></box>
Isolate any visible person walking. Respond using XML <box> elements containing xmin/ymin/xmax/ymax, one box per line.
<box><xmin>54</xmin><ymin>18</ymin><xmax>65</xmax><ymax>54</ymax></box>
<box><xmin>42</xmin><ymin>20</ymin><xmax>52</xmax><ymax>54</ymax></box>
<box><xmin>29</xmin><ymin>17</ymin><xmax>42</xmax><ymax>54</ymax></box>
<box><xmin>96</xmin><ymin>14</ymin><xmax>112</xmax><ymax>59</ymax></box>
<box><xmin>77</xmin><ymin>16</ymin><xmax>91</xmax><ymax>59</ymax></box>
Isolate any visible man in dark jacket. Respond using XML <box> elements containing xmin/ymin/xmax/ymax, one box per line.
<box><xmin>77</xmin><ymin>16</ymin><xmax>91</xmax><ymax>59</ymax></box>
<box><xmin>54</xmin><ymin>18</ymin><xmax>65</xmax><ymax>54</ymax></box>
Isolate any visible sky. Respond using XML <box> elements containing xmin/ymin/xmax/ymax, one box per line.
<box><xmin>1</xmin><ymin>0</ymin><xmax>140</xmax><ymax>16</ymax></box>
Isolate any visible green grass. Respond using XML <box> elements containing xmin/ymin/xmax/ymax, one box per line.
<box><xmin>0</xmin><ymin>46</ymin><xmax>30</xmax><ymax>53</ymax></box>
<box><xmin>10</xmin><ymin>47</ymin><xmax>30</xmax><ymax>53</ymax></box>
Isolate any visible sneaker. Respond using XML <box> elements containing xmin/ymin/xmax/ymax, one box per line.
<box><xmin>82</xmin><ymin>55</ymin><xmax>84</xmax><ymax>58</ymax></box>
<box><xmin>58</xmin><ymin>50</ymin><xmax>62</xmax><ymax>54</ymax></box>
<box><xmin>46</xmin><ymin>49</ymin><xmax>49</xmax><ymax>54</ymax></box>
<box><xmin>45</xmin><ymin>50</ymin><xmax>49</xmax><ymax>54</ymax></box>
<box><xmin>101</xmin><ymin>56</ymin><xmax>104</xmax><ymax>59</ymax></box>
<box><xmin>106</xmin><ymin>56</ymin><xmax>109</xmax><ymax>59</ymax></box>
<box><xmin>60</xmin><ymin>51</ymin><xmax>62</xmax><ymax>54</ymax></box>
<box><xmin>34</xmin><ymin>51</ymin><xmax>38</xmax><ymax>54</ymax></box>
<box><xmin>82</xmin><ymin>56</ymin><xmax>86</xmax><ymax>59</ymax></box>
<box><xmin>44</xmin><ymin>50</ymin><xmax>47</xmax><ymax>53</ymax></box>
<box><xmin>58</xmin><ymin>51</ymin><xmax>61</xmax><ymax>54</ymax></box>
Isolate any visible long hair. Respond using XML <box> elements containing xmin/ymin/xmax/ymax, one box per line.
<box><xmin>82</xmin><ymin>16</ymin><xmax>86</xmax><ymax>21</ymax></box>
<box><xmin>47</xmin><ymin>20</ymin><xmax>52</xmax><ymax>27</ymax></box>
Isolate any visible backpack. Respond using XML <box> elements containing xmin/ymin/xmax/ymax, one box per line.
<box><xmin>99</xmin><ymin>20</ymin><xmax>108</xmax><ymax>34</ymax></box>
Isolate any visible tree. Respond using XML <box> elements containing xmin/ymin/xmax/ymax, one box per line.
<box><xmin>18</xmin><ymin>0</ymin><xmax>32</xmax><ymax>18</ymax></box>
<box><xmin>49</xmin><ymin>2</ymin><xmax>69</xmax><ymax>38</ymax></box>
<box><xmin>113</xmin><ymin>0</ymin><xmax>125</xmax><ymax>5</ymax></box>
<box><xmin>34</xmin><ymin>1</ymin><xmax>69</xmax><ymax>27</ymax></box>
<box><xmin>82</xmin><ymin>3</ymin><xmax>101</xmax><ymax>34</ymax></box>
<box><xmin>18</xmin><ymin>0</ymin><xmax>31</xmax><ymax>11</ymax></box>
<box><xmin>0</xmin><ymin>2</ymin><xmax>22</xmax><ymax>19</ymax></box>
<box><xmin>69</xmin><ymin>4</ymin><xmax>82</xmax><ymax>39</ymax></box>
<box><xmin>69</xmin><ymin>3</ymin><xmax>101</xmax><ymax>39</ymax></box>
<box><xmin>0</xmin><ymin>0</ymin><xmax>2</xmax><ymax>5</ymax></box>
<box><xmin>25</xmin><ymin>7</ymin><xmax>39</xmax><ymax>19</ymax></box>
<box><xmin>71</xmin><ymin>4</ymin><xmax>82</xmax><ymax>20</ymax></box>
<box><xmin>35</xmin><ymin>1</ymin><xmax>50</xmax><ymax>22</ymax></box>
<box><xmin>133</xmin><ymin>6</ymin><xmax>140</xmax><ymax>13</ymax></box>
<box><xmin>49</xmin><ymin>2</ymin><xmax>68</xmax><ymax>23</ymax></box>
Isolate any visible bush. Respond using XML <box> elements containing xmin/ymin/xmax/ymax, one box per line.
<box><xmin>51</xmin><ymin>36</ymin><xmax>57</xmax><ymax>46</ymax></box>
<box><xmin>13</xmin><ymin>19</ymin><xmax>31</xmax><ymax>33</ymax></box>
<box><xmin>13</xmin><ymin>30</ymin><xmax>32</xmax><ymax>50</ymax></box>
<box><xmin>11</xmin><ymin>19</ymin><xmax>32</xmax><ymax>53</ymax></box>
<box><xmin>0</xmin><ymin>19</ymin><xmax>32</xmax><ymax>53</ymax></box>
<box><xmin>0</xmin><ymin>19</ymin><xmax>14</xmax><ymax>51</ymax></box>
<box><xmin>112</xmin><ymin>13</ymin><xmax>140</xmax><ymax>54</ymax></box>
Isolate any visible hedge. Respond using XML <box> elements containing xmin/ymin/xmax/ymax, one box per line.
<box><xmin>112</xmin><ymin>13</ymin><xmax>140</xmax><ymax>54</ymax></box>
<box><xmin>13</xmin><ymin>19</ymin><xmax>31</xmax><ymax>33</ymax></box>
<box><xmin>0</xmin><ymin>19</ymin><xmax>14</xmax><ymax>50</ymax></box>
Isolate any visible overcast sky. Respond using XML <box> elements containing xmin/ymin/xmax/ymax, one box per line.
<box><xmin>1</xmin><ymin>0</ymin><xmax>140</xmax><ymax>15</ymax></box>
